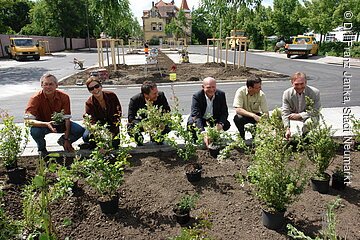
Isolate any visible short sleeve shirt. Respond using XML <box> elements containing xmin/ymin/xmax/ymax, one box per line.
<box><xmin>25</xmin><ymin>90</ymin><xmax>71</xmax><ymax>122</ymax></box>
<box><xmin>233</xmin><ymin>86</ymin><xmax>268</xmax><ymax>113</ymax></box>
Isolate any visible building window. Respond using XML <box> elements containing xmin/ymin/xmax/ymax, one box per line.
<box><xmin>325</xmin><ymin>33</ymin><xmax>335</xmax><ymax>42</ymax></box>
<box><xmin>158</xmin><ymin>23</ymin><xmax>162</xmax><ymax>31</ymax></box>
<box><xmin>343</xmin><ymin>35</ymin><xmax>355</xmax><ymax>42</ymax></box>
<box><xmin>152</xmin><ymin>23</ymin><xmax>157</xmax><ymax>31</ymax></box>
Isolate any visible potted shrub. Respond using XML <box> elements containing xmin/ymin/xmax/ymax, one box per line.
<box><xmin>51</xmin><ymin>109</ymin><xmax>66</xmax><ymax>133</ymax></box>
<box><xmin>81</xmin><ymin>117</ymin><xmax>130</xmax><ymax>214</ymax></box>
<box><xmin>247</xmin><ymin>111</ymin><xmax>308</xmax><ymax>230</ymax></box>
<box><xmin>133</xmin><ymin>103</ymin><xmax>173</xmax><ymax>145</ymax></box>
<box><xmin>203</xmin><ymin>126</ymin><xmax>232</xmax><ymax>158</ymax></box>
<box><xmin>173</xmin><ymin>194</ymin><xmax>199</xmax><ymax>224</ymax></box>
<box><xmin>0</xmin><ymin>111</ymin><xmax>29</xmax><ymax>184</ymax></box>
<box><xmin>305</xmin><ymin>119</ymin><xmax>337</xmax><ymax>194</ymax></box>
<box><xmin>184</xmin><ymin>162</ymin><xmax>203</xmax><ymax>183</ymax></box>
<box><xmin>331</xmin><ymin>168</ymin><xmax>346</xmax><ymax>190</ymax></box>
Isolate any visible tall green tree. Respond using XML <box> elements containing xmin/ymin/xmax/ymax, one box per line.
<box><xmin>303</xmin><ymin>0</ymin><xmax>341</xmax><ymax>43</ymax></box>
<box><xmin>88</xmin><ymin>0</ymin><xmax>134</xmax><ymax>39</ymax></box>
<box><xmin>0</xmin><ymin>0</ymin><xmax>33</xmax><ymax>34</ymax></box>
<box><xmin>272</xmin><ymin>0</ymin><xmax>307</xmax><ymax>38</ymax></box>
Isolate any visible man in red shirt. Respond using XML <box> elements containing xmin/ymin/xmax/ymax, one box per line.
<box><xmin>25</xmin><ymin>73</ymin><xmax>85</xmax><ymax>157</ymax></box>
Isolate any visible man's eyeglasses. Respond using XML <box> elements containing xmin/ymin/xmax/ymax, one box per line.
<box><xmin>88</xmin><ymin>84</ymin><xmax>101</xmax><ymax>91</ymax></box>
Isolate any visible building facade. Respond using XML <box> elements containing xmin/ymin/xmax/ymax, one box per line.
<box><xmin>142</xmin><ymin>0</ymin><xmax>191</xmax><ymax>44</ymax></box>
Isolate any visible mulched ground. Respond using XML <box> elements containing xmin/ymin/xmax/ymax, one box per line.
<box><xmin>1</xmin><ymin>148</ymin><xmax>359</xmax><ymax>240</ymax></box>
<box><xmin>59</xmin><ymin>51</ymin><xmax>288</xmax><ymax>86</ymax></box>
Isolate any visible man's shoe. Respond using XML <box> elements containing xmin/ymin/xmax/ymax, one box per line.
<box><xmin>57</xmin><ymin>135</ymin><xmax>65</xmax><ymax>146</ymax></box>
<box><xmin>38</xmin><ymin>149</ymin><xmax>49</xmax><ymax>158</ymax></box>
<box><xmin>79</xmin><ymin>142</ymin><xmax>91</xmax><ymax>150</ymax></box>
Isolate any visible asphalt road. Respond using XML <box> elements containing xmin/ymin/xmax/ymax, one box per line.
<box><xmin>0</xmin><ymin>46</ymin><xmax>359</xmax><ymax>122</ymax></box>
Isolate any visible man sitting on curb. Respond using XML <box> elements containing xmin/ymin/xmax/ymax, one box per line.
<box><xmin>187</xmin><ymin>77</ymin><xmax>231</xmax><ymax>145</ymax></box>
<box><xmin>127</xmin><ymin>81</ymin><xmax>171</xmax><ymax>146</ymax></box>
<box><xmin>233</xmin><ymin>76</ymin><xmax>269</xmax><ymax>139</ymax></box>
<box><xmin>281</xmin><ymin>72</ymin><xmax>321</xmax><ymax>140</ymax></box>
<box><xmin>24</xmin><ymin>73</ymin><xmax>85</xmax><ymax>157</ymax></box>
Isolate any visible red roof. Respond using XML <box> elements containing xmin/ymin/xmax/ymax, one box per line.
<box><xmin>180</xmin><ymin>0</ymin><xmax>190</xmax><ymax>10</ymax></box>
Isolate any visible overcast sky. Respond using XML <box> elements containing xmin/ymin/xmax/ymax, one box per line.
<box><xmin>129</xmin><ymin>0</ymin><xmax>274</xmax><ymax>25</ymax></box>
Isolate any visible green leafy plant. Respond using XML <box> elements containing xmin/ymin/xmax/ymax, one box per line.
<box><xmin>247</xmin><ymin>111</ymin><xmax>308</xmax><ymax>212</ymax></box>
<box><xmin>203</xmin><ymin>125</ymin><xmax>232</xmax><ymax>149</ymax></box>
<box><xmin>302</xmin><ymin>97</ymin><xmax>337</xmax><ymax>180</ymax></box>
<box><xmin>287</xmin><ymin>198</ymin><xmax>342</xmax><ymax>240</ymax></box>
<box><xmin>80</xmin><ymin>116</ymin><xmax>129</xmax><ymax>199</ymax></box>
<box><xmin>305</xmin><ymin>117</ymin><xmax>337</xmax><ymax>180</ymax></box>
<box><xmin>51</xmin><ymin>109</ymin><xmax>66</xmax><ymax>124</ymax></box>
<box><xmin>0</xmin><ymin>110</ymin><xmax>29</xmax><ymax>169</ymax></box>
<box><xmin>169</xmin><ymin>211</ymin><xmax>214</xmax><ymax>240</ymax></box>
<box><xmin>176</xmin><ymin>193</ymin><xmax>199</xmax><ymax>213</ymax></box>
<box><xmin>133</xmin><ymin>102</ymin><xmax>173</xmax><ymax>144</ymax></box>
<box><xmin>22</xmin><ymin>156</ymin><xmax>67</xmax><ymax>240</ymax></box>
<box><xmin>165</xmin><ymin>86</ymin><xmax>202</xmax><ymax>161</ymax></box>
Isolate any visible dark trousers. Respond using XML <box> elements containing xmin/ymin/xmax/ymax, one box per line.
<box><xmin>127</xmin><ymin>121</ymin><xmax>171</xmax><ymax>145</ymax></box>
<box><xmin>233</xmin><ymin>113</ymin><xmax>261</xmax><ymax>139</ymax></box>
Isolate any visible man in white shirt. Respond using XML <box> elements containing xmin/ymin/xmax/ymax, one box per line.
<box><xmin>187</xmin><ymin>77</ymin><xmax>230</xmax><ymax>140</ymax></box>
<box><xmin>233</xmin><ymin>76</ymin><xmax>268</xmax><ymax>139</ymax></box>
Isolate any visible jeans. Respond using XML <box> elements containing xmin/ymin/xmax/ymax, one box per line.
<box><xmin>30</xmin><ymin>121</ymin><xmax>85</xmax><ymax>151</ymax></box>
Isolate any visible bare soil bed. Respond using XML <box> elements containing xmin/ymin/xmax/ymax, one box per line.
<box><xmin>59</xmin><ymin>51</ymin><xmax>288</xmax><ymax>86</ymax></box>
<box><xmin>1</xmin><ymin>149</ymin><xmax>359</xmax><ymax>240</ymax></box>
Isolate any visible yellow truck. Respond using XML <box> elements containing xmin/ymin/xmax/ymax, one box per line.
<box><xmin>5</xmin><ymin>37</ymin><xmax>42</xmax><ymax>61</ymax></box>
<box><xmin>285</xmin><ymin>35</ymin><xmax>319</xmax><ymax>58</ymax></box>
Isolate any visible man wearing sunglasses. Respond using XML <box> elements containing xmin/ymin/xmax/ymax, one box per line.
<box><xmin>127</xmin><ymin>80</ymin><xmax>171</xmax><ymax>146</ymax></box>
<box><xmin>24</xmin><ymin>73</ymin><xmax>85</xmax><ymax>157</ymax></box>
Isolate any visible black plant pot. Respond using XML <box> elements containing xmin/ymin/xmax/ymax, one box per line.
<box><xmin>98</xmin><ymin>194</ymin><xmax>119</xmax><ymax>214</ymax></box>
<box><xmin>184</xmin><ymin>163</ymin><xmax>202</xmax><ymax>182</ymax></box>
<box><xmin>311</xmin><ymin>173</ymin><xmax>330</xmax><ymax>194</ymax></box>
<box><xmin>261</xmin><ymin>209</ymin><xmax>285</xmax><ymax>230</ymax></box>
<box><xmin>173</xmin><ymin>207</ymin><xmax>190</xmax><ymax>224</ymax></box>
<box><xmin>331</xmin><ymin>174</ymin><xmax>346</xmax><ymax>190</ymax></box>
<box><xmin>51</xmin><ymin>122</ymin><xmax>66</xmax><ymax>133</ymax></box>
<box><xmin>6</xmin><ymin>167</ymin><xmax>27</xmax><ymax>184</ymax></box>
<box><xmin>209</xmin><ymin>147</ymin><xmax>220</xmax><ymax>158</ymax></box>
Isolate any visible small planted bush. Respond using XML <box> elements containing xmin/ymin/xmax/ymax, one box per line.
<box><xmin>0</xmin><ymin>110</ymin><xmax>29</xmax><ymax>169</ymax></box>
<box><xmin>176</xmin><ymin>194</ymin><xmax>199</xmax><ymax>213</ymax></box>
<box><xmin>81</xmin><ymin>116</ymin><xmax>129</xmax><ymax>200</ymax></box>
<box><xmin>134</xmin><ymin>102</ymin><xmax>173</xmax><ymax>144</ymax></box>
<box><xmin>248</xmin><ymin>109</ymin><xmax>308</xmax><ymax>213</ymax></box>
